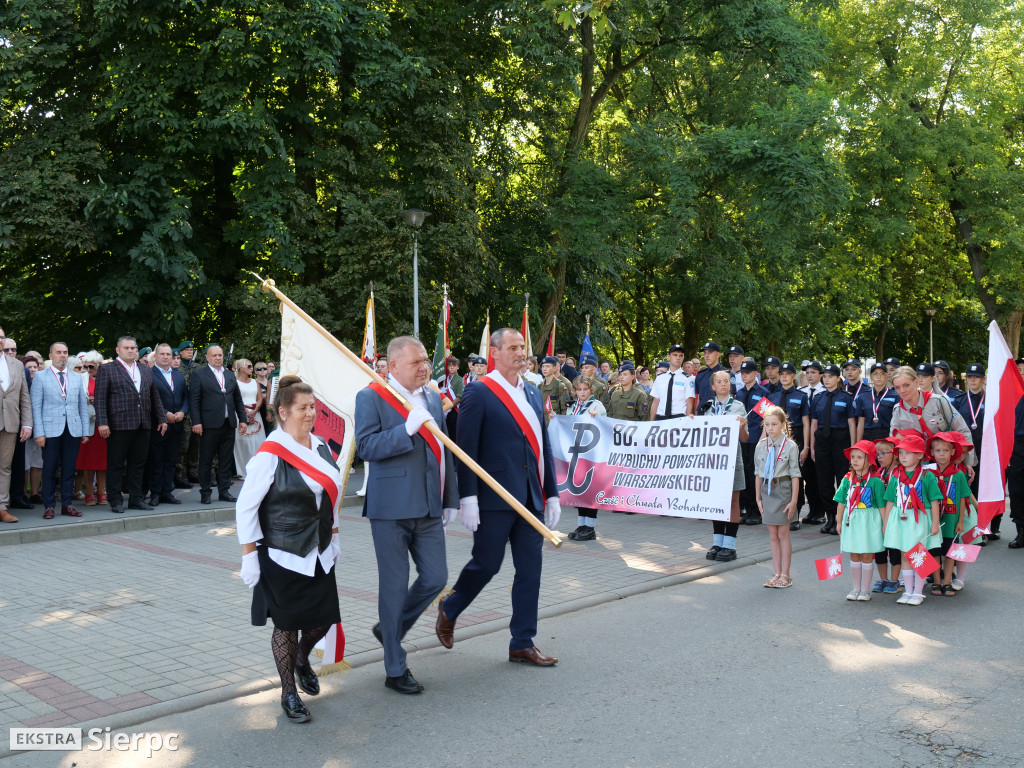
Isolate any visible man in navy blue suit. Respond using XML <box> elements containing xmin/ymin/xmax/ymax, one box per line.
<box><xmin>436</xmin><ymin>328</ymin><xmax>562</xmax><ymax>666</ymax></box>
<box><xmin>149</xmin><ymin>343</ymin><xmax>188</xmax><ymax>505</ymax></box>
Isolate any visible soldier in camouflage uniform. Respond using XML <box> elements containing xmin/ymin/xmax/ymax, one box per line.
<box><xmin>573</xmin><ymin>354</ymin><xmax>609</xmax><ymax>401</ymax></box>
<box><xmin>537</xmin><ymin>356</ymin><xmax>573</xmax><ymax>418</ymax></box>
<box><xmin>603</xmin><ymin>362</ymin><xmax>650</xmax><ymax>421</ymax></box>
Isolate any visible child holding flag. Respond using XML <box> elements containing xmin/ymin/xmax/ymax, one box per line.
<box><xmin>754</xmin><ymin>407</ymin><xmax>801</xmax><ymax>588</ymax></box>
<box><xmin>881</xmin><ymin>434</ymin><xmax>943</xmax><ymax>606</ymax></box>
<box><xmin>834</xmin><ymin>440</ymin><xmax>886</xmax><ymax>601</ymax></box>
<box><xmin>567</xmin><ymin>379</ymin><xmax>606</xmax><ymax>542</ymax></box>
<box><xmin>928</xmin><ymin>432</ymin><xmax>972</xmax><ymax>595</ymax></box>
<box><xmin>871</xmin><ymin>437</ymin><xmax>902</xmax><ymax>594</ymax></box>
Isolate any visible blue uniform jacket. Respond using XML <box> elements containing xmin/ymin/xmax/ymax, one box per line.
<box><xmin>855</xmin><ymin>386</ymin><xmax>898</xmax><ymax>431</ymax></box>
<box><xmin>810</xmin><ymin>387</ymin><xmax>856</xmax><ymax>431</ymax></box>
<box><xmin>768</xmin><ymin>387</ymin><xmax>809</xmax><ymax>431</ymax></box>
<box><xmin>736</xmin><ymin>383</ymin><xmax>770</xmax><ymax>443</ymax></box>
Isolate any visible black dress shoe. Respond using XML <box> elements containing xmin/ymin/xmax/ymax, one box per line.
<box><xmin>159</xmin><ymin>495</ymin><xmax>182</xmax><ymax>504</ymax></box>
<box><xmin>128</xmin><ymin>500</ymin><xmax>154</xmax><ymax>511</ymax></box>
<box><xmin>571</xmin><ymin>526</ymin><xmax>596</xmax><ymax>541</ymax></box>
<box><xmin>820</xmin><ymin>522</ymin><xmax>832</xmax><ymax>534</ymax></box>
<box><xmin>1008</xmin><ymin>535</ymin><xmax>1024</xmax><ymax>549</ymax></box>
<box><xmin>372</xmin><ymin>623</ymin><xmax>383</xmax><ymax>645</ymax></box>
<box><xmin>148</xmin><ymin>495</ymin><xmax>162</xmax><ymax>506</ymax></box>
<box><xmin>987</xmin><ymin>532</ymin><xmax>1001</xmax><ymax>541</ymax></box>
<box><xmin>294</xmin><ymin>663</ymin><xmax>320</xmax><ymax>696</ymax></box>
<box><xmin>739</xmin><ymin>514</ymin><xmax>749</xmax><ymax>524</ymax></box>
<box><xmin>29</xmin><ymin>494</ymin><xmax>43</xmax><ymax>504</ymax></box>
<box><xmin>715</xmin><ymin>548</ymin><xmax>737</xmax><ymax>562</ymax></box>
<box><xmin>789</xmin><ymin>521</ymin><xmax>801</xmax><ymax>531</ymax></box>
<box><xmin>705</xmin><ymin>546</ymin><xmax>721</xmax><ymax>560</ymax></box>
<box><xmin>200</xmin><ymin>494</ymin><xmax>212</xmax><ymax>505</ymax></box>
<box><xmin>9</xmin><ymin>499</ymin><xmax>34</xmax><ymax>510</ymax></box>
<box><xmin>280</xmin><ymin>693</ymin><xmax>311</xmax><ymax>722</ymax></box>
<box><xmin>174</xmin><ymin>477</ymin><xmax>192</xmax><ymax>489</ymax></box>
<box><xmin>219</xmin><ymin>491</ymin><xmax>236</xmax><ymax>502</ymax></box>
<box><xmin>385</xmin><ymin>669</ymin><xmax>424</xmax><ymax>694</ymax></box>
<box><xmin>802</xmin><ymin>515</ymin><xmax>825</xmax><ymax>525</ymax></box>
<box><xmin>826</xmin><ymin>524</ymin><xmax>839</xmax><ymax>535</ymax></box>
<box><xmin>745</xmin><ymin>515</ymin><xmax>762</xmax><ymax>526</ymax></box>
<box><xmin>110</xmin><ymin>506</ymin><xmax>124</xmax><ymax>514</ymax></box>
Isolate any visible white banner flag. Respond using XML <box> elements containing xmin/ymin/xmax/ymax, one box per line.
<box><xmin>548</xmin><ymin>414</ymin><xmax>740</xmax><ymax>520</ymax></box>
<box><xmin>279</xmin><ymin>303</ymin><xmax>373</xmax><ymax>494</ymax></box>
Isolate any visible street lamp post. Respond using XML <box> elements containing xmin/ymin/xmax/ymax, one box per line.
<box><xmin>925</xmin><ymin>308</ymin><xmax>937</xmax><ymax>361</ymax></box>
<box><xmin>400</xmin><ymin>209</ymin><xmax>430</xmax><ymax>338</ymax></box>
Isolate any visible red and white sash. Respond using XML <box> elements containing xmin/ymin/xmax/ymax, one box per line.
<box><xmin>368</xmin><ymin>381</ymin><xmax>444</xmax><ymax>495</ymax></box>
<box><xmin>257</xmin><ymin>440</ymin><xmax>340</xmax><ymax>511</ymax></box>
<box><xmin>480</xmin><ymin>375</ymin><xmax>544</xmax><ymax>490</ymax></box>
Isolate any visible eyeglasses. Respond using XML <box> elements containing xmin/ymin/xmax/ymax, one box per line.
<box><xmin>255</xmin><ymin>367</ymin><xmax>267</xmax><ymax>372</ymax></box>
<box><xmin>85</xmin><ymin>364</ymin><xmax>98</xmax><ymax>370</ymax></box>
<box><xmin>3</xmin><ymin>348</ymin><xmax>16</xmax><ymax>355</ymax></box>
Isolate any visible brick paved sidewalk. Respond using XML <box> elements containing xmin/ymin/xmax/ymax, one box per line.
<box><xmin>0</xmin><ymin>501</ymin><xmax>835</xmax><ymax>740</ymax></box>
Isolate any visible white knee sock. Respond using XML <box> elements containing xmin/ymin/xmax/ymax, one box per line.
<box><xmin>902</xmin><ymin>569</ymin><xmax>916</xmax><ymax>596</ymax></box>
<box><xmin>860</xmin><ymin>562</ymin><xmax>875</xmax><ymax>592</ymax></box>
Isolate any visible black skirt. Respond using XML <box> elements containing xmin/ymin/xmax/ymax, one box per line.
<box><xmin>251</xmin><ymin>546</ymin><xmax>341</xmax><ymax>631</ymax></box>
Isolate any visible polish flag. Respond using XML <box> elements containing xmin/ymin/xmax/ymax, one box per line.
<box><xmin>544</xmin><ymin>396</ymin><xmax>553</xmax><ymax>418</ymax></box>
<box><xmin>752</xmin><ymin>396</ymin><xmax>772</xmax><ymax>418</ymax></box>
<box><xmin>314</xmin><ymin>621</ymin><xmax>350</xmax><ymax>676</ymax></box>
<box><xmin>546</xmin><ymin>315</ymin><xmax>557</xmax><ymax>357</ymax></box>
<box><xmin>945</xmin><ymin>541</ymin><xmax>981</xmax><ymax>563</ymax></box>
<box><xmin>904</xmin><ymin>542</ymin><xmax>940</xmax><ymax>578</ymax></box>
<box><xmin>961</xmin><ymin>524</ymin><xmax>988</xmax><ymax>545</ymax></box>
<box><xmin>814</xmin><ymin>554</ymin><xmax>843</xmax><ymax>580</ymax></box>
<box><xmin>977</xmin><ymin>321</ymin><xmax>1024</xmax><ymax>530</ymax></box>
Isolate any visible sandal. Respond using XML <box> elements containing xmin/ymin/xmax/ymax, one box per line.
<box><xmin>764</xmin><ymin>574</ymin><xmax>781</xmax><ymax>588</ymax></box>
<box><xmin>930</xmin><ymin>583</ymin><xmax>943</xmax><ymax>596</ymax></box>
<box><xmin>775</xmin><ymin>575</ymin><xmax>793</xmax><ymax>588</ymax></box>
<box><xmin>941</xmin><ymin>583</ymin><xmax>956</xmax><ymax>596</ymax></box>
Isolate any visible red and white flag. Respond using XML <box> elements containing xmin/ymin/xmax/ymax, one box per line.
<box><xmin>904</xmin><ymin>542</ymin><xmax>940</xmax><ymax>578</ymax></box>
<box><xmin>544</xmin><ymin>396</ymin><xmax>553</xmax><ymax>418</ymax></box>
<box><xmin>945</xmin><ymin>540</ymin><xmax>981</xmax><ymax>563</ymax></box>
<box><xmin>977</xmin><ymin>321</ymin><xmax>1024</xmax><ymax>530</ymax></box>
<box><xmin>961</xmin><ymin>524</ymin><xmax>988</xmax><ymax>544</ymax></box>
<box><xmin>546</xmin><ymin>315</ymin><xmax>557</xmax><ymax>357</ymax></box>
<box><xmin>752</xmin><ymin>397</ymin><xmax>772</xmax><ymax>418</ymax></box>
<box><xmin>814</xmin><ymin>554</ymin><xmax>843</xmax><ymax>580</ymax></box>
<box><xmin>314</xmin><ymin>621</ymin><xmax>349</xmax><ymax>675</ymax></box>
<box><xmin>360</xmin><ymin>288</ymin><xmax>376</xmax><ymax>364</ymax></box>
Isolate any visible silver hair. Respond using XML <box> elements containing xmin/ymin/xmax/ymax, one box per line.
<box><xmin>81</xmin><ymin>350</ymin><xmax>104</xmax><ymax>366</ymax></box>
<box><xmin>490</xmin><ymin>328</ymin><xmax>519</xmax><ymax>349</ymax></box>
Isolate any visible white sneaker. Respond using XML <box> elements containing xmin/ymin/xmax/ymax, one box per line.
<box><xmin>896</xmin><ymin>594</ymin><xmax>911</xmax><ymax>605</ymax></box>
<box><xmin>907</xmin><ymin>594</ymin><xmax>924</xmax><ymax>606</ymax></box>
<box><xmin>951</xmin><ymin>578</ymin><xmax>964</xmax><ymax>591</ymax></box>
<box><xmin>846</xmin><ymin>590</ymin><xmax>860</xmax><ymax>601</ymax></box>
<box><xmin>857</xmin><ymin>591</ymin><xmax>871</xmax><ymax>601</ymax></box>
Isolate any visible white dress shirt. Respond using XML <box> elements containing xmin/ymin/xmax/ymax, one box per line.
<box><xmin>235</xmin><ymin>430</ymin><xmax>342</xmax><ymax>575</ymax></box>
<box><xmin>0</xmin><ymin>355</ymin><xmax>9</xmax><ymax>392</ymax></box>
<box><xmin>650</xmin><ymin>366</ymin><xmax>696</xmax><ymax>416</ymax></box>
<box><xmin>388</xmin><ymin>373</ymin><xmax>445</xmax><ymax>488</ymax></box>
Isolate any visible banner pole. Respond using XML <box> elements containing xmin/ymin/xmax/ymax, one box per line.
<box><xmin>250</xmin><ymin>273</ymin><xmax>562</xmax><ymax>547</ymax></box>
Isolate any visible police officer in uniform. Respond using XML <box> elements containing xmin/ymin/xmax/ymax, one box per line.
<box><xmin>695</xmin><ymin>342</ymin><xmax>729</xmax><ymax>405</ymax></box>
<box><xmin>810</xmin><ymin>363</ymin><xmax>857</xmax><ymax>535</ymax></box>
<box><xmin>843</xmin><ymin>358</ymin><xmax>865</xmax><ymax>401</ymax></box>
<box><xmin>934</xmin><ymin>360</ymin><xmax>964</xmax><ymax>406</ymax></box>
<box><xmin>727</xmin><ymin>345</ymin><xmax>745</xmax><ymax>390</ymax></box>
<box><xmin>762</xmin><ymin>356</ymin><xmax>783</xmax><ymax>395</ymax></box>
<box><xmin>799</xmin><ymin>361</ymin><xmax>827</xmax><ymax>525</ymax></box>
<box><xmin>736</xmin><ymin>360</ymin><xmax>769</xmax><ymax>525</ymax></box>
<box><xmin>768</xmin><ymin>362</ymin><xmax>809</xmax><ymax>529</ymax></box>
<box><xmin>604</xmin><ymin>362</ymin><xmax>649</xmax><ymax>421</ymax></box>
<box><xmin>855</xmin><ymin>362</ymin><xmax>898</xmax><ymax>442</ymax></box>
<box><xmin>574</xmin><ymin>354</ymin><xmax>609</xmax><ymax>400</ymax></box>
<box><xmin>955</xmin><ymin>363</ymin><xmax>991</xmax><ymax>535</ymax></box>
<box><xmin>537</xmin><ymin>356</ymin><xmax>572</xmax><ymax>417</ymax></box>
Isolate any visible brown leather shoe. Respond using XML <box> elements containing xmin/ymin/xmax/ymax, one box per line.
<box><xmin>509</xmin><ymin>647</ymin><xmax>558</xmax><ymax>666</ymax></box>
<box><xmin>0</xmin><ymin>509</ymin><xmax>18</xmax><ymax>523</ymax></box>
<box><xmin>435</xmin><ymin>601</ymin><xmax>455</xmax><ymax>649</ymax></box>
<box><xmin>61</xmin><ymin>505</ymin><xmax>82</xmax><ymax>517</ymax></box>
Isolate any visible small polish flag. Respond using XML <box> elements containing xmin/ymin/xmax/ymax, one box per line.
<box><xmin>904</xmin><ymin>542</ymin><xmax>940</xmax><ymax>578</ymax></box>
<box><xmin>313</xmin><ymin>621</ymin><xmax>350</xmax><ymax>676</ymax></box>
<box><xmin>945</xmin><ymin>541</ymin><xmax>981</xmax><ymax>563</ymax></box>
<box><xmin>814</xmin><ymin>554</ymin><xmax>844</xmax><ymax>580</ymax></box>
<box><xmin>751</xmin><ymin>397</ymin><xmax>772</xmax><ymax>418</ymax></box>
<box><xmin>544</xmin><ymin>396</ymin><xmax>553</xmax><ymax>418</ymax></box>
<box><xmin>961</xmin><ymin>525</ymin><xmax>989</xmax><ymax>545</ymax></box>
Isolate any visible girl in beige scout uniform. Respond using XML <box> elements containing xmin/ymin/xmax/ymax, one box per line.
<box><xmin>754</xmin><ymin>406</ymin><xmax>801</xmax><ymax>588</ymax></box>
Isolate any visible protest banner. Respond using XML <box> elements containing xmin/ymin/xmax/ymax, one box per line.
<box><xmin>548</xmin><ymin>414</ymin><xmax>740</xmax><ymax>521</ymax></box>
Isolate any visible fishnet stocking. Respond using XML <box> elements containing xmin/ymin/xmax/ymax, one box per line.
<box><xmin>271</xmin><ymin>628</ymin><xmax>298</xmax><ymax>697</ymax></box>
<box><xmin>296</xmin><ymin>625</ymin><xmax>331</xmax><ymax>668</ymax></box>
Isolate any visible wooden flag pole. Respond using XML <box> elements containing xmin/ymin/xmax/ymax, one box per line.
<box><xmin>250</xmin><ymin>273</ymin><xmax>563</xmax><ymax>548</ymax></box>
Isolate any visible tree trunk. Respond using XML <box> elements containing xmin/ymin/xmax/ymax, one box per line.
<box><xmin>874</xmin><ymin>319</ymin><xmax>888</xmax><ymax>361</ymax></box>
<box><xmin>1002</xmin><ymin>310</ymin><xmax>1022</xmax><ymax>356</ymax></box>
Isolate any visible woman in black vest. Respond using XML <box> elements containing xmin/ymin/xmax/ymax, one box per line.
<box><xmin>235</xmin><ymin>376</ymin><xmax>343</xmax><ymax>723</ymax></box>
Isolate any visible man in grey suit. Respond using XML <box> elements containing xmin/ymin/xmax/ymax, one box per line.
<box><xmin>0</xmin><ymin>326</ymin><xmax>33</xmax><ymax>522</ymax></box>
<box><xmin>31</xmin><ymin>342</ymin><xmax>90</xmax><ymax>519</ymax></box>
<box><xmin>355</xmin><ymin>336</ymin><xmax>457</xmax><ymax>695</ymax></box>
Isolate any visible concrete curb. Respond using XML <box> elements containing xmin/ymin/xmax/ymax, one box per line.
<box><xmin>0</xmin><ymin>530</ymin><xmax>839</xmax><ymax>753</ymax></box>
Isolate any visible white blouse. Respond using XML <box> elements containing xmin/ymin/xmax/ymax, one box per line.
<box><xmin>235</xmin><ymin>430</ymin><xmax>343</xmax><ymax>576</ymax></box>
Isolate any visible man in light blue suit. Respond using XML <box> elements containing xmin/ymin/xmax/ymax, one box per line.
<box><xmin>355</xmin><ymin>336</ymin><xmax>458</xmax><ymax>695</ymax></box>
<box><xmin>31</xmin><ymin>342</ymin><xmax>90</xmax><ymax>519</ymax></box>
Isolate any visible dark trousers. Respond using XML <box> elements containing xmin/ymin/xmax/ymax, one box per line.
<box><xmin>446</xmin><ymin>410</ymin><xmax>458</xmax><ymax>442</ymax></box>
<box><xmin>149</xmin><ymin>424</ymin><xmax>183</xmax><ymax>500</ymax></box>
<box><xmin>41</xmin><ymin>426</ymin><xmax>81</xmax><ymax>509</ymax></box>
<box><xmin>792</xmin><ymin>428</ymin><xmax>807</xmax><ymax>513</ymax></box>
<box><xmin>815</xmin><ymin>429</ymin><xmax>852</xmax><ymax>523</ymax></box>
<box><xmin>1007</xmin><ymin>441</ymin><xmax>1024</xmax><ymax>531</ymax></box>
<box><xmin>199</xmin><ymin>421</ymin><xmax>235</xmax><ymax>495</ymax></box>
<box><xmin>106</xmin><ymin>427</ymin><xmax>150</xmax><ymax>508</ymax></box>
<box><xmin>739</xmin><ymin>442</ymin><xmax>757</xmax><ymax>517</ymax></box>
<box><xmin>369</xmin><ymin>516</ymin><xmax>447</xmax><ymax>677</ymax></box>
<box><xmin>10</xmin><ymin>436</ymin><xmax>27</xmax><ymax>502</ymax></box>
<box><xmin>444</xmin><ymin>507</ymin><xmax>543</xmax><ymax>650</ymax></box>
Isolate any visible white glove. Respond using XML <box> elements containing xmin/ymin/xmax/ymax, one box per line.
<box><xmin>405</xmin><ymin>405</ymin><xmax>434</xmax><ymax>436</ymax></box>
<box><xmin>460</xmin><ymin>498</ymin><xmax>480</xmax><ymax>532</ymax></box>
<box><xmin>442</xmin><ymin>508</ymin><xmax>458</xmax><ymax>528</ymax></box>
<box><xmin>240</xmin><ymin>551</ymin><xmax>261</xmax><ymax>589</ymax></box>
<box><xmin>544</xmin><ymin>497</ymin><xmax>561</xmax><ymax>530</ymax></box>
<box><xmin>332</xmin><ymin>533</ymin><xmax>341</xmax><ymax>568</ymax></box>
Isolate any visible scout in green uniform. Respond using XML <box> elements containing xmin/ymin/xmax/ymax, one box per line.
<box><xmin>603</xmin><ymin>362</ymin><xmax>649</xmax><ymax>421</ymax></box>
<box><xmin>573</xmin><ymin>354</ymin><xmax>609</xmax><ymax>400</ymax></box>
<box><xmin>538</xmin><ymin>356</ymin><xmax>572</xmax><ymax>417</ymax></box>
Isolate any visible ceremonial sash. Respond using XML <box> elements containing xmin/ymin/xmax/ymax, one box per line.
<box><xmin>368</xmin><ymin>382</ymin><xmax>443</xmax><ymax>492</ymax></box>
<box><xmin>257</xmin><ymin>441</ymin><xmax>339</xmax><ymax>511</ymax></box>
<box><xmin>479</xmin><ymin>376</ymin><xmax>543</xmax><ymax>490</ymax></box>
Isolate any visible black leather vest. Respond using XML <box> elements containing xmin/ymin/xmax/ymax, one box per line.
<box><xmin>257</xmin><ymin>444</ymin><xmax>337</xmax><ymax>557</ymax></box>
